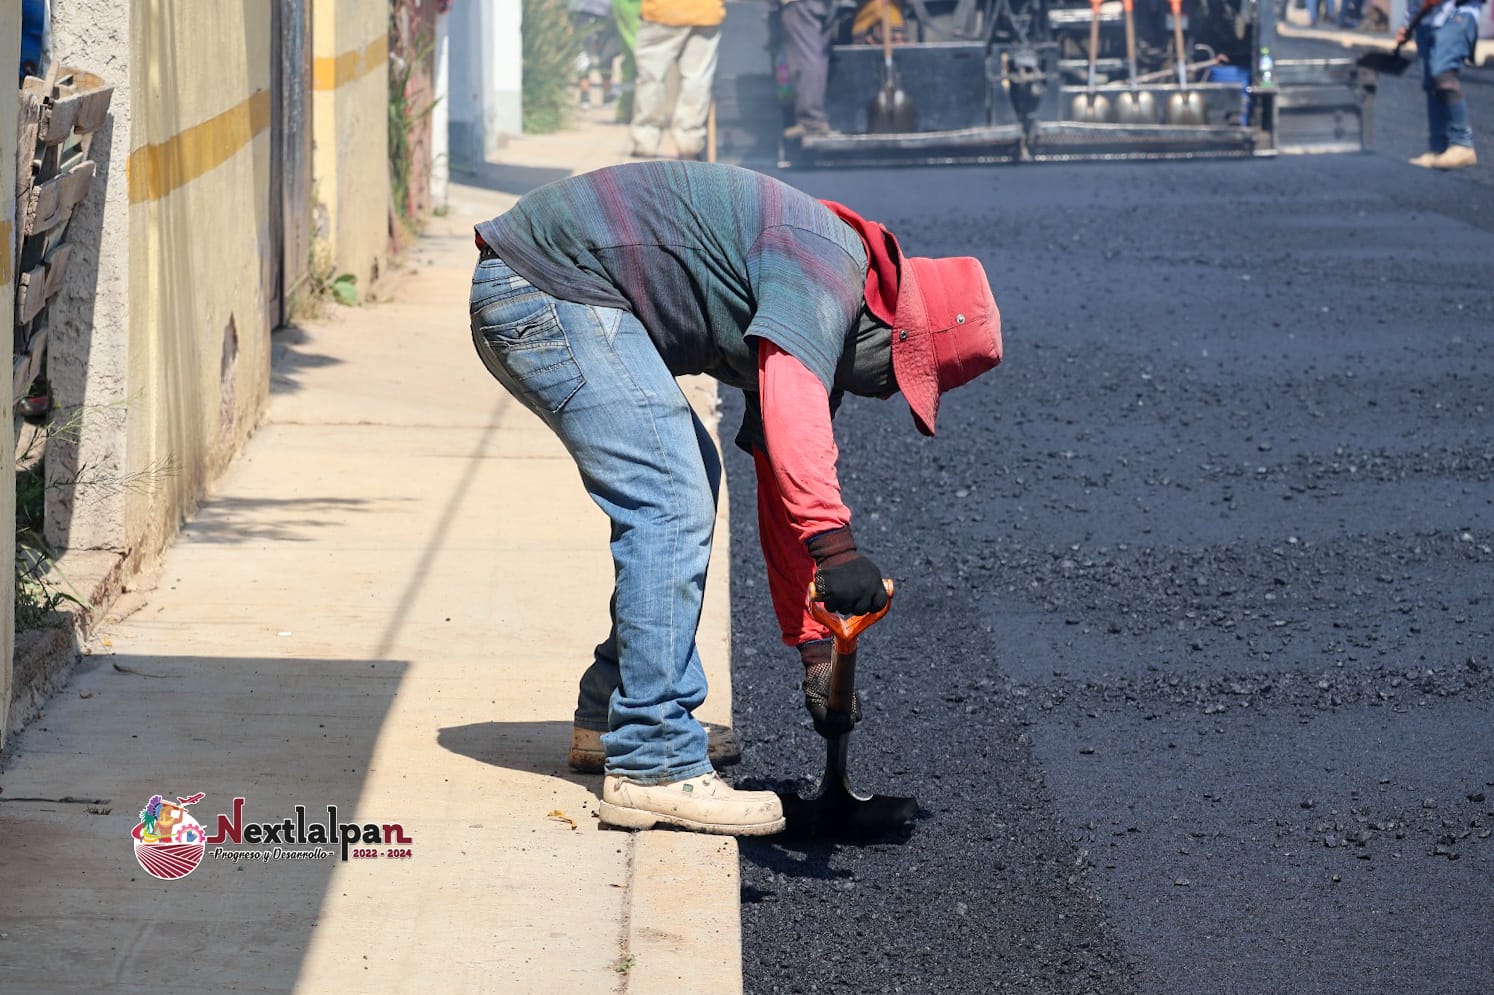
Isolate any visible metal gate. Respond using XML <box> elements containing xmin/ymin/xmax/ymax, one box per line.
<box><xmin>270</xmin><ymin>0</ymin><xmax>313</xmax><ymax>323</ymax></box>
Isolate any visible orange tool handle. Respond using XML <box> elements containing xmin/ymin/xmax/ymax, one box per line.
<box><xmin>807</xmin><ymin>579</ymin><xmax>895</xmax><ymax>654</ymax></box>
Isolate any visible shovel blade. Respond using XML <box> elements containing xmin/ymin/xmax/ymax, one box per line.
<box><xmin>1116</xmin><ymin>90</ymin><xmax>1158</xmax><ymax>124</ymax></box>
<box><xmin>1165</xmin><ymin>91</ymin><xmax>1207</xmax><ymax>125</ymax></box>
<box><xmin>1356</xmin><ymin>50</ymin><xmax>1413</xmax><ymax>75</ymax></box>
<box><xmin>1070</xmin><ymin>92</ymin><xmax>1114</xmax><ymax>123</ymax></box>
<box><xmin>868</xmin><ymin>85</ymin><xmax>916</xmax><ymax>134</ymax></box>
<box><xmin>777</xmin><ymin>771</ymin><xmax>918</xmax><ymax>842</ymax></box>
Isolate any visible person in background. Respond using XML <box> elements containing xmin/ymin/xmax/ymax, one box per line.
<box><xmin>468</xmin><ymin>161</ymin><xmax>1003</xmax><ymax>835</ymax></box>
<box><xmin>571</xmin><ymin>0</ymin><xmax>622</xmax><ymax>108</ymax></box>
<box><xmin>852</xmin><ymin>0</ymin><xmax>906</xmax><ymax>43</ymax></box>
<box><xmin>628</xmin><ymin>0</ymin><xmax>724</xmax><ymax>158</ymax></box>
<box><xmin>1402</xmin><ymin>0</ymin><xmax>1481</xmax><ymax>169</ymax></box>
<box><xmin>1308</xmin><ymin>0</ymin><xmax>1337</xmax><ymax>27</ymax></box>
<box><xmin>780</xmin><ymin>0</ymin><xmax>835</xmax><ymax>140</ymax></box>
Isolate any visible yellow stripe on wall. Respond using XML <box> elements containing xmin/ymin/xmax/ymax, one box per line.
<box><xmin>313</xmin><ymin>34</ymin><xmax>388</xmax><ymax>91</ymax></box>
<box><xmin>128</xmin><ymin>90</ymin><xmax>271</xmax><ymax>204</ymax></box>
<box><xmin>0</xmin><ymin>219</ymin><xmax>12</xmax><ymax>284</ymax></box>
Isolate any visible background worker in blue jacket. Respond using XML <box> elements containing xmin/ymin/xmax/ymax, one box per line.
<box><xmin>1402</xmin><ymin>0</ymin><xmax>1482</xmax><ymax>170</ymax></box>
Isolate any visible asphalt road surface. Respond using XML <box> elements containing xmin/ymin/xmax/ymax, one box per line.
<box><xmin>724</xmin><ymin>35</ymin><xmax>1494</xmax><ymax>995</ymax></box>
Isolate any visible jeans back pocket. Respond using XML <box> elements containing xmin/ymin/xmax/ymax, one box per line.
<box><xmin>471</xmin><ymin>295</ymin><xmax>586</xmax><ymax>414</ymax></box>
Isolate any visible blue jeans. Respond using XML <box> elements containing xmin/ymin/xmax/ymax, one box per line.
<box><xmin>469</xmin><ymin>254</ymin><xmax>716</xmax><ymax>784</ymax></box>
<box><xmin>1309</xmin><ymin>0</ymin><xmax>1336</xmax><ymax>26</ymax></box>
<box><xmin>1418</xmin><ymin>8</ymin><xmax>1479</xmax><ymax>151</ymax></box>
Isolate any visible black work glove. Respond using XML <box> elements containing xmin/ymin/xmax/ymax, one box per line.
<box><xmin>806</xmin><ymin>525</ymin><xmax>889</xmax><ymax>617</ymax></box>
<box><xmin>799</xmin><ymin>638</ymin><xmax>861</xmax><ymax>737</ymax></box>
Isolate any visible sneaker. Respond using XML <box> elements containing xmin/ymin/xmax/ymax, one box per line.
<box><xmin>599</xmin><ymin>771</ymin><xmax>786</xmax><ymax>835</ymax></box>
<box><xmin>1431</xmin><ymin>145</ymin><xmax>1477</xmax><ymax>170</ymax></box>
<box><xmin>1409</xmin><ymin>151</ymin><xmax>1441</xmax><ymax>168</ymax></box>
<box><xmin>569</xmin><ymin>723</ymin><xmax>742</xmax><ymax>773</ymax></box>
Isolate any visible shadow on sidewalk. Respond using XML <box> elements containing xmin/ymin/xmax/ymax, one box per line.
<box><xmin>0</xmin><ymin>652</ymin><xmax>407</xmax><ymax>991</ymax></box>
<box><xmin>438</xmin><ymin>719</ymin><xmax>597</xmax><ymax>790</ymax></box>
<box><xmin>271</xmin><ymin>324</ymin><xmax>345</xmax><ymax>396</ymax></box>
<box><xmin>179</xmin><ymin>494</ymin><xmax>408</xmax><ymax>544</ymax></box>
<box><xmin>450</xmin><ymin>162</ymin><xmax>573</xmax><ymax>197</ymax></box>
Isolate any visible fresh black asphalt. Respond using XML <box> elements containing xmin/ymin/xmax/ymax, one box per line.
<box><xmin>723</xmin><ymin>33</ymin><xmax>1494</xmax><ymax>995</ymax></box>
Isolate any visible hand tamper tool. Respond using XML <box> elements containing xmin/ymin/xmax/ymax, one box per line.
<box><xmin>777</xmin><ymin>579</ymin><xmax>918</xmax><ymax>840</ymax></box>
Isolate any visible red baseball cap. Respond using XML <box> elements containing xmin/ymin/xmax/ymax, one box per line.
<box><xmin>891</xmin><ymin>255</ymin><xmax>1003</xmax><ymax>436</ymax></box>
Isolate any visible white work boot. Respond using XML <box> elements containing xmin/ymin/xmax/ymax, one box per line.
<box><xmin>599</xmin><ymin>772</ymin><xmax>786</xmax><ymax>836</ymax></box>
<box><xmin>568</xmin><ymin>723</ymin><xmax>742</xmax><ymax>774</ymax></box>
<box><xmin>1431</xmin><ymin>145</ymin><xmax>1477</xmax><ymax>170</ymax></box>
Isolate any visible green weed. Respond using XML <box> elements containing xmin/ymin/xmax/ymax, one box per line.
<box><xmin>522</xmin><ymin>0</ymin><xmax>579</xmax><ymax>134</ymax></box>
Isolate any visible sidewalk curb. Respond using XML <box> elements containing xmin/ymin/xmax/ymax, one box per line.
<box><xmin>627</xmin><ymin>833</ymin><xmax>743</xmax><ymax>991</ymax></box>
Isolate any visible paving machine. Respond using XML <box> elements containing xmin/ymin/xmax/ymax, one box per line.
<box><xmin>772</xmin><ymin>0</ymin><xmax>1374</xmax><ymax>166</ymax></box>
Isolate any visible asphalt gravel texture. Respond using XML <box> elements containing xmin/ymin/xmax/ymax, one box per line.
<box><xmin>723</xmin><ymin>33</ymin><xmax>1494</xmax><ymax>995</ymax></box>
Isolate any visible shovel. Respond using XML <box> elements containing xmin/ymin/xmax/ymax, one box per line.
<box><xmin>1356</xmin><ymin>0</ymin><xmax>1434</xmax><ymax>75</ymax></box>
<box><xmin>1164</xmin><ymin>0</ymin><xmax>1206</xmax><ymax>124</ymax></box>
<box><xmin>1071</xmin><ymin>0</ymin><xmax>1115</xmax><ymax>122</ymax></box>
<box><xmin>1115</xmin><ymin>0</ymin><xmax>1157</xmax><ymax>124</ymax></box>
<box><xmin>1356</xmin><ymin>47</ymin><xmax>1414</xmax><ymax>76</ymax></box>
<box><xmin>867</xmin><ymin>0</ymin><xmax>915</xmax><ymax>133</ymax></box>
<box><xmin>777</xmin><ymin>579</ymin><xmax>918</xmax><ymax>840</ymax></box>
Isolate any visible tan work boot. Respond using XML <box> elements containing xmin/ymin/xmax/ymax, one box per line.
<box><xmin>1431</xmin><ymin>145</ymin><xmax>1477</xmax><ymax>170</ymax></box>
<box><xmin>782</xmin><ymin>121</ymin><xmax>830</xmax><ymax>142</ymax></box>
<box><xmin>1409</xmin><ymin>151</ymin><xmax>1441</xmax><ymax>168</ymax></box>
<box><xmin>568</xmin><ymin>723</ymin><xmax>742</xmax><ymax>773</ymax></box>
<box><xmin>599</xmin><ymin>772</ymin><xmax>786</xmax><ymax>835</ymax></box>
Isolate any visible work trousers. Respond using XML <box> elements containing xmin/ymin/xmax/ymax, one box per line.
<box><xmin>782</xmin><ymin>0</ymin><xmax>833</xmax><ymax>128</ymax></box>
<box><xmin>631</xmin><ymin>21</ymin><xmax>721</xmax><ymax>158</ymax></box>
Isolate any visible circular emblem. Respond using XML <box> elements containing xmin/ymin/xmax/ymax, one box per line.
<box><xmin>132</xmin><ymin>794</ymin><xmax>207</xmax><ymax>880</ymax></box>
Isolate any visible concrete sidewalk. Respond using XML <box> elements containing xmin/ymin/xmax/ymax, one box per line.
<box><xmin>0</xmin><ymin>112</ymin><xmax>746</xmax><ymax>993</ymax></box>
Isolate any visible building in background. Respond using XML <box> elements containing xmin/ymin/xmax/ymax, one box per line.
<box><xmin>447</xmin><ymin>0</ymin><xmax>524</xmax><ymax>169</ymax></box>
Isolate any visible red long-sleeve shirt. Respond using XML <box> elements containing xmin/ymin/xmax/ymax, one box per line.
<box><xmin>754</xmin><ymin>339</ymin><xmax>848</xmax><ymax>647</ymax></box>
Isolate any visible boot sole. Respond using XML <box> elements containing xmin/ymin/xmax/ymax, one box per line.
<box><xmin>598</xmin><ymin>801</ymin><xmax>786</xmax><ymax>836</ymax></box>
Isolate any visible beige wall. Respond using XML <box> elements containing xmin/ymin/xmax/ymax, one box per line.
<box><xmin>122</xmin><ymin>1</ymin><xmax>276</xmax><ymax>564</ymax></box>
<box><xmin>42</xmin><ymin>0</ymin><xmax>394</xmax><ymax>572</ymax></box>
<box><xmin>0</xmin><ymin>4</ymin><xmax>18</xmax><ymax>748</ymax></box>
<box><xmin>313</xmin><ymin>0</ymin><xmax>390</xmax><ymax>287</ymax></box>
<box><xmin>11</xmin><ymin>2</ymin><xmax>397</xmax><ymax>742</ymax></box>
